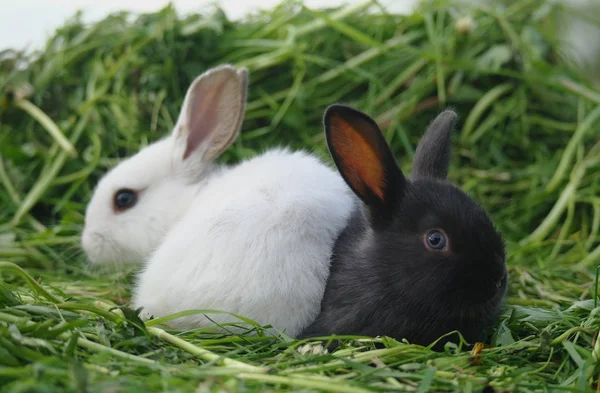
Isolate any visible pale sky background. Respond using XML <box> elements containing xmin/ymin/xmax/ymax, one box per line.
<box><xmin>0</xmin><ymin>0</ymin><xmax>417</xmax><ymax>51</ymax></box>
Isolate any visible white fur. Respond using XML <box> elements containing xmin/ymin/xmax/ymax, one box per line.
<box><xmin>81</xmin><ymin>65</ymin><xmax>354</xmax><ymax>337</ymax></box>
<box><xmin>133</xmin><ymin>148</ymin><xmax>353</xmax><ymax>336</ymax></box>
<box><xmin>82</xmin><ymin>137</ymin><xmax>198</xmax><ymax>265</ymax></box>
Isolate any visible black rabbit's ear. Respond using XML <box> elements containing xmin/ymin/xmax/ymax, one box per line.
<box><xmin>410</xmin><ymin>110</ymin><xmax>458</xmax><ymax>180</ymax></box>
<box><xmin>324</xmin><ymin>104</ymin><xmax>406</xmax><ymax>222</ymax></box>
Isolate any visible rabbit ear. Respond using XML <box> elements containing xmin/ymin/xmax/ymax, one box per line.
<box><xmin>173</xmin><ymin>65</ymin><xmax>248</xmax><ymax>164</ymax></box>
<box><xmin>324</xmin><ymin>104</ymin><xmax>406</xmax><ymax>223</ymax></box>
<box><xmin>410</xmin><ymin>110</ymin><xmax>457</xmax><ymax>180</ymax></box>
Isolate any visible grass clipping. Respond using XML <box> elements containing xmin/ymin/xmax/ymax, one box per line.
<box><xmin>1</xmin><ymin>0</ymin><xmax>600</xmax><ymax>391</ymax></box>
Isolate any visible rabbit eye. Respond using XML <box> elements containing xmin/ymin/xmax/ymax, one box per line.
<box><xmin>113</xmin><ymin>189</ymin><xmax>138</xmax><ymax>211</ymax></box>
<box><xmin>425</xmin><ymin>230</ymin><xmax>447</xmax><ymax>251</ymax></box>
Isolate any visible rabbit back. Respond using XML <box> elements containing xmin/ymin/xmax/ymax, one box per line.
<box><xmin>133</xmin><ymin>148</ymin><xmax>355</xmax><ymax>336</ymax></box>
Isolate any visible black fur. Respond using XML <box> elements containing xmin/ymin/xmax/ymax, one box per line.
<box><xmin>299</xmin><ymin>105</ymin><xmax>508</xmax><ymax>351</ymax></box>
<box><xmin>410</xmin><ymin>110</ymin><xmax>457</xmax><ymax>180</ymax></box>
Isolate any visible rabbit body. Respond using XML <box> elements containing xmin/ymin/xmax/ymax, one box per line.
<box><xmin>133</xmin><ymin>147</ymin><xmax>354</xmax><ymax>335</ymax></box>
<box><xmin>299</xmin><ymin>105</ymin><xmax>508</xmax><ymax>349</ymax></box>
<box><xmin>82</xmin><ymin>65</ymin><xmax>354</xmax><ymax>337</ymax></box>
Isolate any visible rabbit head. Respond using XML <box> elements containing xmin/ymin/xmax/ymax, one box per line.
<box><xmin>81</xmin><ymin>65</ymin><xmax>248</xmax><ymax>265</ymax></box>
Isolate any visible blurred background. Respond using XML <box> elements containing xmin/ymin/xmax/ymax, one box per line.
<box><xmin>3</xmin><ymin>0</ymin><xmax>600</xmax><ymax>84</ymax></box>
<box><xmin>2</xmin><ymin>0</ymin><xmax>600</xmax><ymax>86</ymax></box>
<box><xmin>3</xmin><ymin>0</ymin><xmax>414</xmax><ymax>51</ymax></box>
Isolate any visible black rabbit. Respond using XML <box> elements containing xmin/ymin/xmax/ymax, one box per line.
<box><xmin>299</xmin><ymin>105</ymin><xmax>508</xmax><ymax>350</ymax></box>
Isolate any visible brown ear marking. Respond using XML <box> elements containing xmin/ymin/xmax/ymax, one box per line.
<box><xmin>325</xmin><ymin>104</ymin><xmax>407</xmax><ymax>225</ymax></box>
<box><xmin>327</xmin><ymin>112</ymin><xmax>387</xmax><ymax>201</ymax></box>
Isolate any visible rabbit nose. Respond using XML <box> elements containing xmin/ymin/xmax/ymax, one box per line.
<box><xmin>81</xmin><ymin>229</ymin><xmax>102</xmax><ymax>251</ymax></box>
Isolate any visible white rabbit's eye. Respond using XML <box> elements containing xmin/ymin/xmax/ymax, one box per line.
<box><xmin>113</xmin><ymin>189</ymin><xmax>137</xmax><ymax>211</ymax></box>
<box><xmin>424</xmin><ymin>230</ymin><xmax>447</xmax><ymax>251</ymax></box>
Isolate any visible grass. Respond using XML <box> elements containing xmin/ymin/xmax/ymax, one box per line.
<box><xmin>0</xmin><ymin>0</ymin><xmax>600</xmax><ymax>391</ymax></box>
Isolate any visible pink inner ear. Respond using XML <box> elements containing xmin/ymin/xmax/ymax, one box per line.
<box><xmin>182</xmin><ymin>78</ymin><xmax>227</xmax><ymax>160</ymax></box>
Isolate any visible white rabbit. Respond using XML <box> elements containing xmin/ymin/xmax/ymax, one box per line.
<box><xmin>81</xmin><ymin>65</ymin><xmax>354</xmax><ymax>336</ymax></box>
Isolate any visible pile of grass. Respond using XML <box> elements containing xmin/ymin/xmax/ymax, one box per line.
<box><xmin>0</xmin><ymin>0</ymin><xmax>599</xmax><ymax>391</ymax></box>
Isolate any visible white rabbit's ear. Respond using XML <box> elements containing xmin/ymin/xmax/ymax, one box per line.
<box><xmin>173</xmin><ymin>65</ymin><xmax>249</xmax><ymax>164</ymax></box>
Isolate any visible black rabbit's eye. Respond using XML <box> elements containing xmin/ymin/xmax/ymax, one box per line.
<box><xmin>113</xmin><ymin>189</ymin><xmax>137</xmax><ymax>211</ymax></box>
<box><xmin>425</xmin><ymin>230</ymin><xmax>447</xmax><ymax>251</ymax></box>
